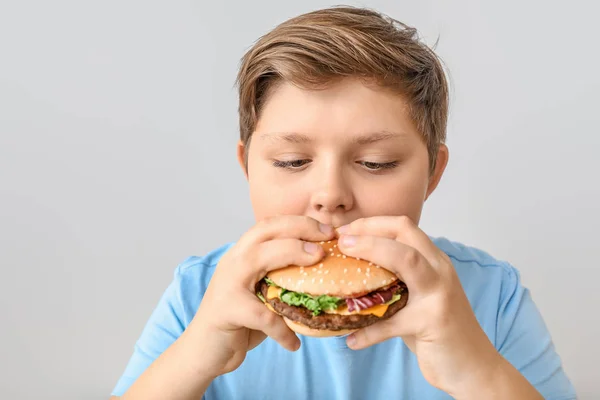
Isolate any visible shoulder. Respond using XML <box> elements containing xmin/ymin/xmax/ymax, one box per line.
<box><xmin>174</xmin><ymin>242</ymin><xmax>235</xmax><ymax>284</ymax></box>
<box><xmin>431</xmin><ymin>236</ymin><xmax>520</xmax><ymax>287</ymax></box>
<box><xmin>432</xmin><ymin>236</ymin><xmax>512</xmax><ymax>269</ymax></box>
<box><xmin>430</xmin><ymin>237</ymin><xmax>525</xmax><ymax>335</ymax></box>
<box><xmin>167</xmin><ymin>242</ymin><xmax>235</xmax><ymax>321</ymax></box>
<box><xmin>430</xmin><ymin>238</ymin><xmax>577</xmax><ymax>397</ymax></box>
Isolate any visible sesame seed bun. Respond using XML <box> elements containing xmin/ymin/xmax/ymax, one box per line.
<box><xmin>265</xmin><ymin>239</ymin><xmax>398</xmax><ymax>297</ymax></box>
<box><xmin>283</xmin><ymin>317</ymin><xmax>358</xmax><ymax>338</ymax></box>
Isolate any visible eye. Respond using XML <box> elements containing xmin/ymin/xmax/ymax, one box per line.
<box><xmin>359</xmin><ymin>161</ymin><xmax>399</xmax><ymax>171</ymax></box>
<box><xmin>272</xmin><ymin>159</ymin><xmax>312</xmax><ymax>169</ymax></box>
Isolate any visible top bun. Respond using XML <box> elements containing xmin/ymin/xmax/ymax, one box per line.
<box><xmin>266</xmin><ymin>239</ymin><xmax>398</xmax><ymax>298</ymax></box>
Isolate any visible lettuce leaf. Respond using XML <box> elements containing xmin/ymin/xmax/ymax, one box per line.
<box><xmin>279</xmin><ymin>290</ymin><xmax>342</xmax><ymax>316</ymax></box>
<box><xmin>264</xmin><ymin>277</ymin><xmax>341</xmax><ymax>315</ymax></box>
<box><xmin>264</xmin><ymin>277</ymin><xmax>277</xmax><ymax>287</ymax></box>
<box><xmin>386</xmin><ymin>293</ymin><xmax>401</xmax><ymax>305</ymax></box>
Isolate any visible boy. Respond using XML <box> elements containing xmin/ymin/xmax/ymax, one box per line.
<box><xmin>110</xmin><ymin>6</ymin><xmax>576</xmax><ymax>399</ymax></box>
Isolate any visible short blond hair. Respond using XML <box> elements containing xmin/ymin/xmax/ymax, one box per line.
<box><xmin>236</xmin><ymin>6</ymin><xmax>449</xmax><ymax>173</ymax></box>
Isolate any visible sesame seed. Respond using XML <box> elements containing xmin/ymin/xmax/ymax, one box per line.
<box><xmin>319</xmin><ymin>263</ymin><xmax>324</xmax><ymax>268</ymax></box>
<box><xmin>366</xmin><ymin>273</ymin><xmax>370</xmax><ymax>277</ymax></box>
<box><xmin>363</xmin><ymin>279</ymin><xmax>367</xmax><ymax>284</ymax></box>
<box><xmin>318</xmin><ymin>270</ymin><xmax>322</xmax><ymax>274</ymax></box>
<box><xmin>342</xmin><ymin>255</ymin><xmax>347</xmax><ymax>259</ymax></box>
<box><xmin>288</xmin><ymin>278</ymin><xmax>291</xmax><ymax>282</ymax></box>
<box><xmin>343</xmin><ymin>268</ymin><xmax>348</xmax><ymax>274</ymax></box>
<box><xmin>320</xmin><ymin>241</ymin><xmax>324</xmax><ymax>244</ymax></box>
<box><xmin>312</xmin><ymin>278</ymin><xmax>315</xmax><ymax>283</ymax></box>
<box><xmin>348</xmin><ymin>281</ymin><xmax>353</xmax><ymax>286</ymax></box>
<box><xmin>341</xmin><ymin>279</ymin><xmax>345</xmax><ymax>283</ymax></box>
<box><xmin>333</xmin><ymin>244</ymin><xmax>337</xmax><ymax>248</ymax></box>
<box><xmin>303</xmin><ymin>272</ymin><xmax>308</xmax><ymax>276</ymax></box>
<box><xmin>327</xmin><ymin>241</ymin><xmax>331</xmax><ymax>243</ymax></box>
<box><xmin>366</xmin><ymin>268</ymin><xmax>370</xmax><ymax>273</ymax></box>
<box><xmin>381</xmin><ymin>280</ymin><xmax>387</xmax><ymax>284</ymax></box>
<box><xmin>320</xmin><ymin>278</ymin><xmax>323</xmax><ymax>284</ymax></box>
<box><xmin>312</xmin><ymin>267</ymin><xmax>317</xmax><ymax>272</ymax></box>
<box><xmin>356</xmin><ymin>257</ymin><xmax>361</xmax><ymax>261</ymax></box>
<box><xmin>324</xmin><ymin>270</ymin><xmax>329</xmax><ymax>274</ymax></box>
<box><xmin>337</xmin><ymin>254</ymin><xmax>341</xmax><ymax>257</ymax></box>
<box><xmin>368</xmin><ymin>262</ymin><xmax>373</xmax><ymax>266</ymax></box>
<box><xmin>357</xmin><ymin>268</ymin><xmax>361</xmax><ymax>273</ymax></box>
<box><xmin>376</xmin><ymin>265</ymin><xmax>381</xmax><ymax>269</ymax></box>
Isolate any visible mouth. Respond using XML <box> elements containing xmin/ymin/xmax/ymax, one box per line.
<box><xmin>315</xmin><ymin>219</ymin><xmax>354</xmax><ymax>236</ymax></box>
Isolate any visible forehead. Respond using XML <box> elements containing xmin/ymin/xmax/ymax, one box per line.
<box><xmin>254</xmin><ymin>78</ymin><xmax>419</xmax><ymax>142</ymax></box>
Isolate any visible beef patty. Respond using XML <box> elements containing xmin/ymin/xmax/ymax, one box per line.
<box><xmin>258</xmin><ymin>280</ymin><xmax>409</xmax><ymax>331</ymax></box>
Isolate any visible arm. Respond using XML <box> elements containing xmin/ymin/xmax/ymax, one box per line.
<box><xmin>454</xmin><ymin>354</ymin><xmax>544</xmax><ymax>400</ymax></box>
<box><xmin>457</xmin><ymin>264</ymin><xmax>576</xmax><ymax>400</ymax></box>
<box><xmin>110</xmin><ymin>261</ymin><xmax>221</xmax><ymax>399</ymax></box>
<box><xmin>118</xmin><ymin>327</ymin><xmax>216</xmax><ymax>400</ymax></box>
<box><xmin>111</xmin><ymin>217</ymin><xmax>334</xmax><ymax>399</ymax></box>
<box><xmin>335</xmin><ymin>216</ymin><xmax>576</xmax><ymax>400</ymax></box>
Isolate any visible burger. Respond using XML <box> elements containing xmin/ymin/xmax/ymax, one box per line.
<box><xmin>255</xmin><ymin>239</ymin><xmax>408</xmax><ymax>337</ymax></box>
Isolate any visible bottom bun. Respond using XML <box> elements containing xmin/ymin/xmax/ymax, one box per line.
<box><xmin>283</xmin><ymin>317</ymin><xmax>358</xmax><ymax>338</ymax></box>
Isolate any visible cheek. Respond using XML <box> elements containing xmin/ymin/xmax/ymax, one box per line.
<box><xmin>248</xmin><ymin>176</ymin><xmax>307</xmax><ymax>220</ymax></box>
<box><xmin>358</xmin><ymin>174</ymin><xmax>429</xmax><ymax>219</ymax></box>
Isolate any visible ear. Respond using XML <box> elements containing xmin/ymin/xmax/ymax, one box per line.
<box><xmin>237</xmin><ymin>140</ymin><xmax>249</xmax><ymax>180</ymax></box>
<box><xmin>425</xmin><ymin>144</ymin><xmax>449</xmax><ymax>200</ymax></box>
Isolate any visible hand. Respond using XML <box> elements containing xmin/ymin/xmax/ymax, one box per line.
<box><xmin>335</xmin><ymin>216</ymin><xmax>502</xmax><ymax>397</ymax></box>
<box><xmin>188</xmin><ymin>215</ymin><xmax>335</xmax><ymax>378</ymax></box>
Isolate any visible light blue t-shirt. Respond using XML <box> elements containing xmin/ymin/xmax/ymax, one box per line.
<box><xmin>112</xmin><ymin>237</ymin><xmax>576</xmax><ymax>399</ymax></box>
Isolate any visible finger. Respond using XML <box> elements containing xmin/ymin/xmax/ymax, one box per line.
<box><xmin>347</xmin><ymin>305</ymin><xmax>420</xmax><ymax>350</ymax></box>
<box><xmin>337</xmin><ymin>216</ymin><xmax>442</xmax><ymax>267</ymax></box>
<box><xmin>249</xmin><ymin>238</ymin><xmax>326</xmax><ymax>280</ymax></box>
<box><xmin>346</xmin><ymin>318</ymin><xmax>397</xmax><ymax>350</ymax></box>
<box><xmin>242</xmin><ymin>215</ymin><xmax>335</xmax><ymax>246</ymax></box>
<box><xmin>346</xmin><ymin>309</ymin><xmax>414</xmax><ymax>350</ymax></box>
<box><xmin>247</xmin><ymin>330</ymin><xmax>267</xmax><ymax>351</ymax></box>
<box><xmin>235</xmin><ymin>293</ymin><xmax>300</xmax><ymax>352</ymax></box>
<box><xmin>337</xmin><ymin>234</ymin><xmax>439</xmax><ymax>294</ymax></box>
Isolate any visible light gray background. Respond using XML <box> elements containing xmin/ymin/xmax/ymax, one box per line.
<box><xmin>1</xmin><ymin>1</ymin><xmax>597</xmax><ymax>399</ymax></box>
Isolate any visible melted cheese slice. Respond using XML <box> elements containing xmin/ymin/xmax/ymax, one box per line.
<box><xmin>266</xmin><ymin>285</ymin><xmax>393</xmax><ymax>317</ymax></box>
<box><xmin>267</xmin><ymin>286</ymin><xmax>282</xmax><ymax>299</ymax></box>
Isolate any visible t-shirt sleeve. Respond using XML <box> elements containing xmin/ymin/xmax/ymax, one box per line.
<box><xmin>110</xmin><ymin>263</ymin><xmax>194</xmax><ymax>397</ymax></box>
<box><xmin>496</xmin><ymin>264</ymin><xmax>577</xmax><ymax>400</ymax></box>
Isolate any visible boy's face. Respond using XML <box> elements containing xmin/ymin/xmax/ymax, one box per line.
<box><xmin>237</xmin><ymin>78</ymin><xmax>448</xmax><ymax>228</ymax></box>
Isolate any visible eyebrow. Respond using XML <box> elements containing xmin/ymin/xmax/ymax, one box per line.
<box><xmin>352</xmin><ymin>130</ymin><xmax>407</xmax><ymax>145</ymax></box>
<box><xmin>259</xmin><ymin>130</ymin><xmax>407</xmax><ymax>145</ymax></box>
<box><xmin>260</xmin><ymin>132</ymin><xmax>312</xmax><ymax>144</ymax></box>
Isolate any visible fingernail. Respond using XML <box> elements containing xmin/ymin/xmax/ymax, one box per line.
<box><xmin>319</xmin><ymin>223</ymin><xmax>333</xmax><ymax>235</ymax></box>
<box><xmin>337</xmin><ymin>224</ymin><xmax>350</xmax><ymax>234</ymax></box>
<box><xmin>303</xmin><ymin>241</ymin><xmax>319</xmax><ymax>254</ymax></box>
<box><xmin>339</xmin><ymin>235</ymin><xmax>357</xmax><ymax>247</ymax></box>
<box><xmin>346</xmin><ymin>334</ymin><xmax>357</xmax><ymax>348</ymax></box>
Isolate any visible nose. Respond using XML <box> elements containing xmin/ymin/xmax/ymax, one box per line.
<box><xmin>310</xmin><ymin>163</ymin><xmax>354</xmax><ymax>214</ymax></box>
